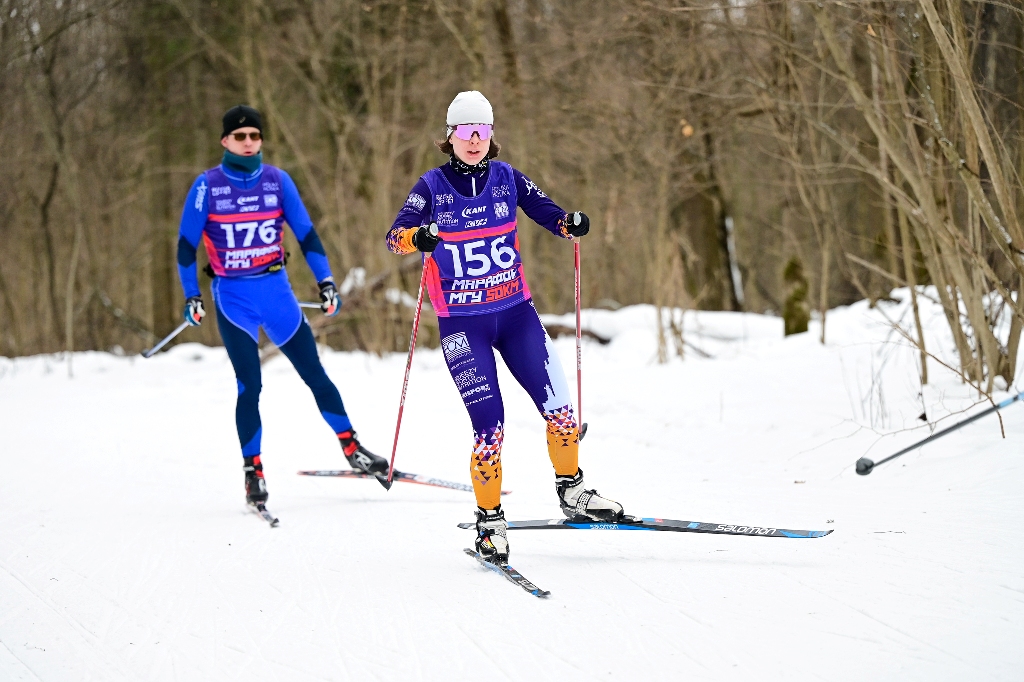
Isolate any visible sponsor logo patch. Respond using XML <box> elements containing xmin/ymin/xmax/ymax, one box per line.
<box><xmin>435</xmin><ymin>193</ymin><xmax>455</xmax><ymax>206</ymax></box>
<box><xmin>437</xmin><ymin>211</ymin><xmax>458</xmax><ymax>227</ymax></box>
<box><xmin>195</xmin><ymin>181</ymin><xmax>207</xmax><ymax>210</ymax></box>
<box><xmin>211</xmin><ymin>186</ymin><xmax>231</xmax><ymax>197</ymax></box>
<box><xmin>461</xmin><ymin>205</ymin><xmax>486</xmax><ymax>218</ymax></box>
<box><xmin>492</xmin><ymin>184</ymin><xmax>511</xmax><ymax>199</ymax></box>
<box><xmin>406</xmin><ymin>193</ymin><xmax>426</xmax><ymax>211</ymax></box>
<box><xmin>264</xmin><ymin>194</ymin><xmax>278</xmax><ymax>207</ymax></box>
<box><xmin>441</xmin><ymin>332</ymin><xmax>472</xmax><ymax>362</ymax></box>
<box><xmin>262</xmin><ymin>182</ymin><xmax>280</xmax><ymax>192</ymax></box>
<box><xmin>215</xmin><ymin>199</ymin><xmax>235</xmax><ymax>211</ymax></box>
<box><xmin>460</xmin><ymin>384</ymin><xmax>491</xmax><ymax>398</ymax></box>
<box><xmin>453</xmin><ymin>367</ymin><xmax>486</xmax><ymax>389</ymax></box>
<box><xmin>465</xmin><ymin>218</ymin><xmax>487</xmax><ymax>228</ymax></box>
<box><xmin>522</xmin><ymin>178</ymin><xmax>546</xmax><ymax>198</ymax></box>
<box><xmin>494</xmin><ymin>201</ymin><xmax>509</xmax><ymax>219</ymax></box>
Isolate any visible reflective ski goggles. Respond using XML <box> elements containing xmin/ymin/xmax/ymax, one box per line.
<box><xmin>449</xmin><ymin>123</ymin><xmax>492</xmax><ymax>141</ymax></box>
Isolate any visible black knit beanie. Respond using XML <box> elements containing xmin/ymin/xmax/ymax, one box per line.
<box><xmin>221</xmin><ymin>105</ymin><xmax>262</xmax><ymax>138</ymax></box>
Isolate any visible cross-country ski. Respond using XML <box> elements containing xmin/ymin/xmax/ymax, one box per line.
<box><xmin>298</xmin><ymin>468</ymin><xmax>512</xmax><ymax>495</ymax></box>
<box><xmin>463</xmin><ymin>548</ymin><xmax>550</xmax><ymax>598</ymax></box>
<box><xmin>457</xmin><ymin>517</ymin><xmax>832</xmax><ymax>538</ymax></box>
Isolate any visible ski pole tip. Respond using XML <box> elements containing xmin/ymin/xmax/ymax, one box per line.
<box><xmin>855</xmin><ymin>457</ymin><xmax>875</xmax><ymax>476</ymax></box>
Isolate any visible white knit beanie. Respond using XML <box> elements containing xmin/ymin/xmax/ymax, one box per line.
<box><xmin>446</xmin><ymin>91</ymin><xmax>494</xmax><ymax>126</ymax></box>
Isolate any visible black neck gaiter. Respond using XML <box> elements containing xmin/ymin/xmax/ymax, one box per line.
<box><xmin>449</xmin><ymin>154</ymin><xmax>489</xmax><ymax>176</ymax></box>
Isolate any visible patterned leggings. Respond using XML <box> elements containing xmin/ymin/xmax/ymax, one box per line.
<box><xmin>437</xmin><ymin>300</ymin><xmax>579</xmax><ymax>509</ymax></box>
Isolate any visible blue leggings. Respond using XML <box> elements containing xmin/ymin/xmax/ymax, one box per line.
<box><xmin>216</xmin><ymin>306</ymin><xmax>352</xmax><ymax>456</ymax></box>
<box><xmin>438</xmin><ymin>300</ymin><xmax>579</xmax><ymax>508</ymax></box>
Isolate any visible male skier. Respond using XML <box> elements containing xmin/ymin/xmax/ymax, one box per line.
<box><xmin>176</xmin><ymin>105</ymin><xmax>390</xmax><ymax>512</ymax></box>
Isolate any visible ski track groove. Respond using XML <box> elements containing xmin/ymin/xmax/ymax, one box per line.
<box><xmin>305</xmin><ymin>541</ymin><xmax>351</xmax><ymax>681</ymax></box>
<box><xmin>216</xmin><ymin>570</ymin><xmax>267</xmax><ymax>678</ymax></box>
<box><xmin>604</xmin><ymin>563</ymin><xmax>717</xmax><ymax>677</ymax></box>
<box><xmin>0</xmin><ymin>557</ymin><xmax>133</xmax><ymax>680</ymax></box>
<box><xmin>156</xmin><ymin>565</ymin><xmax>199</xmax><ymax>681</ymax></box>
<box><xmin>777</xmin><ymin>567</ymin><xmax>984</xmax><ymax>675</ymax></box>
<box><xmin>0</xmin><ymin>638</ymin><xmax>43</xmax><ymax>682</ymax></box>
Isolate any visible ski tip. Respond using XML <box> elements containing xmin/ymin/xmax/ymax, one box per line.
<box><xmin>500</xmin><ymin>489</ymin><xmax>513</xmax><ymax>496</ymax></box>
<box><xmin>457</xmin><ymin>522</ymin><xmax>475</xmax><ymax>529</ymax></box>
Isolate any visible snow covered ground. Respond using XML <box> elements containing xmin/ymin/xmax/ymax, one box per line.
<box><xmin>1</xmin><ymin>290</ymin><xmax>1022</xmax><ymax>680</ymax></box>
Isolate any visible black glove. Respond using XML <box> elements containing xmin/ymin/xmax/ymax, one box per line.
<box><xmin>318</xmin><ymin>279</ymin><xmax>341</xmax><ymax>317</ymax></box>
<box><xmin>412</xmin><ymin>223</ymin><xmax>442</xmax><ymax>252</ymax></box>
<box><xmin>184</xmin><ymin>297</ymin><xmax>206</xmax><ymax>326</ymax></box>
<box><xmin>566</xmin><ymin>212</ymin><xmax>590</xmax><ymax>238</ymax></box>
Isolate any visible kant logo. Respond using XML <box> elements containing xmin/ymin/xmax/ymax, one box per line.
<box><xmin>441</xmin><ymin>332</ymin><xmax>471</xmax><ymax>362</ymax></box>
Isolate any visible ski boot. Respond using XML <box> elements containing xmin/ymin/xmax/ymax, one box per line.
<box><xmin>555</xmin><ymin>467</ymin><xmax>624</xmax><ymax>522</ymax></box>
<box><xmin>474</xmin><ymin>506</ymin><xmax>510</xmax><ymax>563</ymax></box>
<box><xmin>243</xmin><ymin>455</ymin><xmax>269</xmax><ymax>505</ymax></box>
<box><xmin>339</xmin><ymin>430</ymin><xmax>392</xmax><ymax>488</ymax></box>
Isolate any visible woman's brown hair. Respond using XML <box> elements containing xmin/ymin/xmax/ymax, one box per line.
<box><xmin>434</xmin><ymin>136</ymin><xmax>501</xmax><ymax>158</ymax></box>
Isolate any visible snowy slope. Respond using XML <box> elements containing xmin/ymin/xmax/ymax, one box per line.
<box><xmin>1</xmin><ymin>290</ymin><xmax>1022</xmax><ymax>681</ymax></box>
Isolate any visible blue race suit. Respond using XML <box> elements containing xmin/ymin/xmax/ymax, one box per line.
<box><xmin>178</xmin><ymin>161</ymin><xmax>353</xmax><ymax>457</ymax></box>
<box><xmin>386</xmin><ymin>159</ymin><xmax>580</xmax><ymax>508</ymax></box>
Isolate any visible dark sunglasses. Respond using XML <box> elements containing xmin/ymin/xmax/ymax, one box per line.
<box><xmin>231</xmin><ymin>131</ymin><xmax>262</xmax><ymax>141</ymax></box>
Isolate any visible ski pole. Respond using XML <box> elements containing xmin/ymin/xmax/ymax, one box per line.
<box><xmin>298</xmin><ymin>301</ymin><xmax>321</xmax><ymax>309</ymax></box>
<box><xmin>142</xmin><ymin>321</ymin><xmax>190</xmax><ymax>358</ymax></box>
<box><xmin>387</xmin><ymin>223</ymin><xmax>438</xmax><ymax>487</ymax></box>
<box><xmin>574</xmin><ymin>236</ymin><xmax>583</xmax><ymax>429</ymax></box>
<box><xmin>855</xmin><ymin>389</ymin><xmax>1024</xmax><ymax>475</ymax></box>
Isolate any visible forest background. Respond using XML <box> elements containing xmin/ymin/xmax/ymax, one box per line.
<box><xmin>1</xmin><ymin>0</ymin><xmax>1022</xmax><ymax>395</ymax></box>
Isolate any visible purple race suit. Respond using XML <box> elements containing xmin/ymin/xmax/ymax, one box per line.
<box><xmin>202</xmin><ymin>166</ymin><xmax>287</xmax><ymax>277</ymax></box>
<box><xmin>421</xmin><ymin>161</ymin><xmax>530</xmax><ymax>317</ymax></box>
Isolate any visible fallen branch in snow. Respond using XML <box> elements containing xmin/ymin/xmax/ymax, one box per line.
<box><xmin>95</xmin><ymin>289</ymin><xmax>157</xmax><ymax>344</ymax></box>
<box><xmin>543</xmin><ymin>323</ymin><xmax>610</xmax><ymax>345</ymax></box>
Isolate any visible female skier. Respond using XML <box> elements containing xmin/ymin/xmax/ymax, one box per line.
<box><xmin>386</xmin><ymin>91</ymin><xmax>626</xmax><ymax>561</ymax></box>
<box><xmin>177</xmin><ymin>105</ymin><xmax>390</xmax><ymax>508</ymax></box>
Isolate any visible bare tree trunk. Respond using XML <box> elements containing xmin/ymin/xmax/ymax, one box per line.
<box><xmin>63</xmin><ymin>152</ymin><xmax>85</xmax><ymax>376</ymax></box>
<box><xmin>897</xmin><ymin>206</ymin><xmax>928</xmax><ymax>384</ymax></box>
<box><xmin>701</xmin><ymin>130</ymin><xmax>743</xmax><ymax>312</ymax></box>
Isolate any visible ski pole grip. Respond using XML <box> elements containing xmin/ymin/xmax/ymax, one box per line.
<box><xmin>572</xmin><ymin>212</ymin><xmax>581</xmax><ymax>226</ymax></box>
<box><xmin>428</xmin><ymin>222</ymin><xmax>438</xmax><ymax>237</ymax></box>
